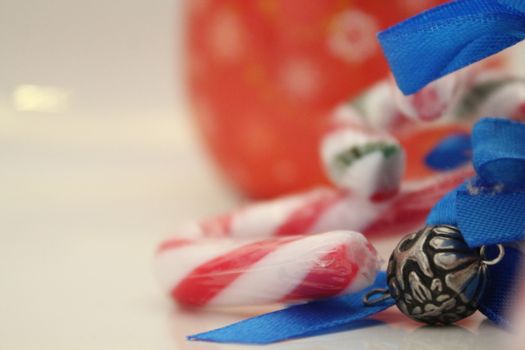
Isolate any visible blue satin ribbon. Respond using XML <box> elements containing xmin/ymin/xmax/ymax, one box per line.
<box><xmin>427</xmin><ymin>118</ymin><xmax>525</xmax><ymax>246</ymax></box>
<box><xmin>189</xmin><ymin>272</ymin><xmax>394</xmax><ymax>344</ymax></box>
<box><xmin>425</xmin><ymin>133</ymin><xmax>472</xmax><ymax>171</ymax></box>
<box><xmin>378</xmin><ymin>0</ymin><xmax>525</xmax><ymax>95</ymax></box>
<box><xmin>427</xmin><ymin>117</ymin><xmax>525</xmax><ymax>327</ymax></box>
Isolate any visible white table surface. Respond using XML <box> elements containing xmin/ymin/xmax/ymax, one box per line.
<box><xmin>1</xmin><ymin>1</ymin><xmax>523</xmax><ymax>349</ymax></box>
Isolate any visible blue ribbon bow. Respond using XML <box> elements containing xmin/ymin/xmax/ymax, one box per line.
<box><xmin>427</xmin><ymin>117</ymin><xmax>525</xmax><ymax>327</ymax></box>
<box><xmin>378</xmin><ymin>0</ymin><xmax>525</xmax><ymax>95</ymax></box>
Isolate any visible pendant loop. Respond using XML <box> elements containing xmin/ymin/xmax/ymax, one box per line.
<box><xmin>363</xmin><ymin>288</ymin><xmax>391</xmax><ymax>306</ymax></box>
<box><xmin>480</xmin><ymin>244</ymin><xmax>505</xmax><ymax>266</ymax></box>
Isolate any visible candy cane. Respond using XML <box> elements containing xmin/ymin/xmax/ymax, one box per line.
<box><xmin>155</xmin><ymin>230</ymin><xmax>379</xmax><ymax>307</ymax></box>
<box><xmin>173</xmin><ymin>165</ymin><xmax>472</xmax><ymax>241</ymax></box>
<box><xmin>474</xmin><ymin>77</ymin><xmax>525</xmax><ymax>121</ymax></box>
<box><xmin>392</xmin><ymin>69</ymin><xmax>525</xmax><ymax>124</ymax></box>
<box><xmin>393</xmin><ymin>71</ymin><xmax>466</xmax><ymax>122</ymax></box>
<box><xmin>321</xmin><ymin>113</ymin><xmax>405</xmax><ymax>200</ymax></box>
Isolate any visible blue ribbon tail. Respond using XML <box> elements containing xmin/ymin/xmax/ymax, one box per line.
<box><xmin>188</xmin><ymin>272</ymin><xmax>394</xmax><ymax>344</ymax></box>
<box><xmin>378</xmin><ymin>0</ymin><xmax>525</xmax><ymax>95</ymax></box>
<box><xmin>479</xmin><ymin>245</ymin><xmax>524</xmax><ymax>328</ymax></box>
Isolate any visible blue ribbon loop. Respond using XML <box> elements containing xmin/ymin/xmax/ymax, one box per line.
<box><xmin>378</xmin><ymin>0</ymin><xmax>525</xmax><ymax>95</ymax></box>
<box><xmin>472</xmin><ymin>117</ymin><xmax>525</xmax><ymax>188</ymax></box>
<box><xmin>428</xmin><ymin>118</ymin><xmax>525</xmax><ymax>326</ymax></box>
<box><xmin>428</xmin><ymin>118</ymin><xmax>525</xmax><ymax>247</ymax></box>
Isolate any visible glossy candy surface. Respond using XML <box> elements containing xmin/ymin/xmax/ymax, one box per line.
<box><xmin>156</xmin><ymin>231</ymin><xmax>379</xmax><ymax>306</ymax></box>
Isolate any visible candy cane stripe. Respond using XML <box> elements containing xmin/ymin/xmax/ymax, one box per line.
<box><xmin>275</xmin><ymin>190</ymin><xmax>344</xmax><ymax>235</ymax></box>
<box><xmin>156</xmin><ymin>231</ymin><xmax>378</xmax><ymax>307</ymax></box>
<box><xmin>280</xmin><ymin>244</ymin><xmax>358</xmax><ymax>301</ymax></box>
<box><xmin>171</xmin><ymin>236</ymin><xmax>299</xmax><ymax>306</ymax></box>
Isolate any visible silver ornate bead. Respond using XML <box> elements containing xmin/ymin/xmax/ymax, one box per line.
<box><xmin>386</xmin><ymin>225</ymin><xmax>487</xmax><ymax>325</ymax></box>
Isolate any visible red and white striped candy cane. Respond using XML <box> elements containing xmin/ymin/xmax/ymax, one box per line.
<box><xmin>321</xmin><ymin>111</ymin><xmax>406</xmax><ymax>200</ymax></box>
<box><xmin>472</xmin><ymin>74</ymin><xmax>525</xmax><ymax>121</ymax></box>
<box><xmin>156</xmin><ymin>230</ymin><xmax>379</xmax><ymax>307</ymax></box>
<box><xmin>393</xmin><ymin>71</ymin><xmax>467</xmax><ymax>122</ymax></box>
<box><xmin>175</xmin><ymin>165</ymin><xmax>473</xmax><ymax>240</ymax></box>
<box><xmin>392</xmin><ymin>69</ymin><xmax>525</xmax><ymax>124</ymax></box>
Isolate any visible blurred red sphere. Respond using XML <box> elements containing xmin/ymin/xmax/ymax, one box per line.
<box><xmin>185</xmin><ymin>0</ymin><xmax>445</xmax><ymax>198</ymax></box>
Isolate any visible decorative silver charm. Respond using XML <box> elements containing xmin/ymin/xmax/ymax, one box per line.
<box><xmin>388</xmin><ymin>225</ymin><xmax>488</xmax><ymax>325</ymax></box>
<box><xmin>364</xmin><ymin>225</ymin><xmax>505</xmax><ymax>325</ymax></box>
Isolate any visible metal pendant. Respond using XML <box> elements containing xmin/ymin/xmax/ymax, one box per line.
<box><xmin>365</xmin><ymin>225</ymin><xmax>504</xmax><ymax>325</ymax></box>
